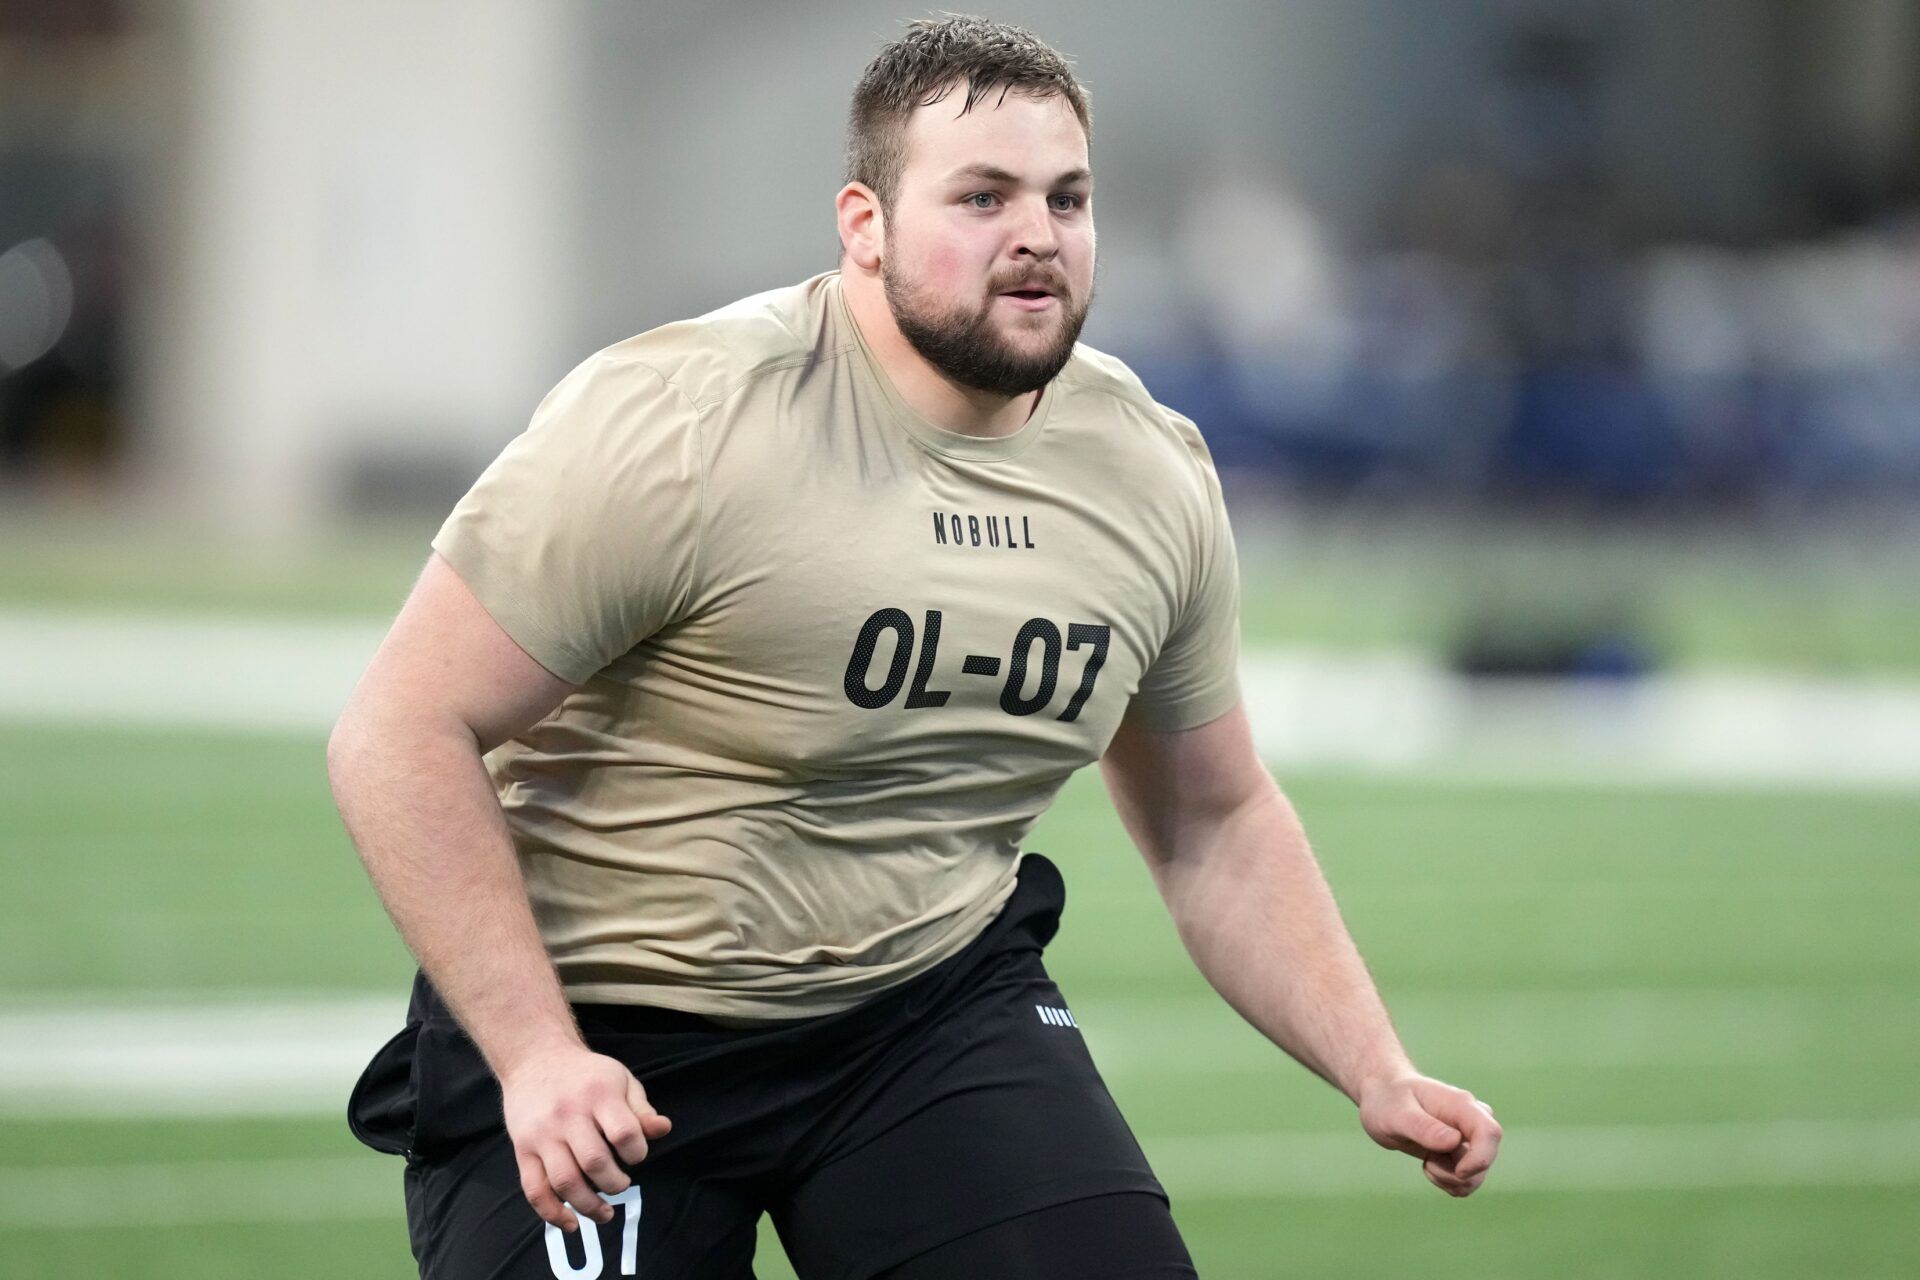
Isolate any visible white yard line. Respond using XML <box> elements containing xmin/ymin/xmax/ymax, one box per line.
<box><xmin>0</xmin><ymin>1157</ymin><xmax>397</xmax><ymax>1229</ymax></box>
<box><xmin>4</xmin><ymin>608</ymin><xmax>1919</xmax><ymax>786</ymax></box>
<box><xmin>1083</xmin><ymin>987</ymin><xmax>1920</xmax><ymax>1076</ymax></box>
<box><xmin>1147</xmin><ymin>1117</ymin><xmax>1920</xmax><ymax>1199</ymax></box>
<box><xmin>0</xmin><ymin>611</ymin><xmax>383</xmax><ymax>733</ymax></box>
<box><xmin>0</xmin><ymin>996</ymin><xmax>404</xmax><ymax>1119</ymax></box>
<box><xmin>1</xmin><ymin>987</ymin><xmax>1912</xmax><ymax>1119</ymax></box>
<box><xmin>1236</xmin><ymin>648</ymin><xmax>1920</xmax><ymax>789</ymax></box>
<box><xmin>4</xmin><ymin>1118</ymin><xmax>1918</xmax><ymax>1230</ymax></box>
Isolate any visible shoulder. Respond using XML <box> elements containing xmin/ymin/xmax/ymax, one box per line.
<box><xmin>1053</xmin><ymin>340</ymin><xmax>1221</xmax><ymax>493</ymax></box>
<box><xmin>580</xmin><ymin>273</ymin><xmax>836</xmax><ymax>414</ymax></box>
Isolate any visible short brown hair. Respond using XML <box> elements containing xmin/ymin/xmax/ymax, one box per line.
<box><xmin>846</xmin><ymin>14</ymin><xmax>1092</xmax><ymax>214</ymax></box>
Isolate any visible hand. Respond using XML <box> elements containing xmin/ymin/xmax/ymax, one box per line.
<box><xmin>1357</xmin><ymin>1072</ymin><xmax>1502</xmax><ymax>1197</ymax></box>
<box><xmin>499</xmin><ymin>1043</ymin><xmax>674</xmax><ymax>1233</ymax></box>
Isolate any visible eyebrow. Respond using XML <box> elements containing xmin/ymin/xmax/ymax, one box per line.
<box><xmin>944</xmin><ymin>163</ymin><xmax>1092</xmax><ymax>187</ymax></box>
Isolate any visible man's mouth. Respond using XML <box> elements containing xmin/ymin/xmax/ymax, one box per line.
<box><xmin>997</xmin><ymin>284</ymin><xmax>1061</xmax><ymax>311</ymax></box>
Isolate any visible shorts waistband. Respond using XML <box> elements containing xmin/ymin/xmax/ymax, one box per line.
<box><xmin>406</xmin><ymin>851</ymin><xmax>1065</xmax><ymax>1038</ymax></box>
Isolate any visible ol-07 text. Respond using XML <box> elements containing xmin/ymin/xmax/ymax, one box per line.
<box><xmin>843</xmin><ymin>608</ymin><xmax>1110</xmax><ymax>721</ymax></box>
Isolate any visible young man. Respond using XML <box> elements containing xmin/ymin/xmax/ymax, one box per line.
<box><xmin>332</xmin><ymin>16</ymin><xmax>1500</xmax><ymax>1279</ymax></box>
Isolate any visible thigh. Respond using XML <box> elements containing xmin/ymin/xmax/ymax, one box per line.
<box><xmin>873</xmin><ymin>1192</ymin><xmax>1196</xmax><ymax>1280</ymax></box>
<box><xmin>773</xmin><ymin>949</ymin><xmax>1171</xmax><ymax>1280</ymax></box>
<box><xmin>404</xmin><ymin>1133</ymin><xmax>763</xmax><ymax>1280</ymax></box>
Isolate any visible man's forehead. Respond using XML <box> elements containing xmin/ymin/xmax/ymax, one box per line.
<box><xmin>900</xmin><ymin>86</ymin><xmax>1089</xmax><ymax>178</ymax></box>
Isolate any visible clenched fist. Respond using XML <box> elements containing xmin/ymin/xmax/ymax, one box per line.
<box><xmin>1357</xmin><ymin>1072</ymin><xmax>1503</xmax><ymax>1197</ymax></box>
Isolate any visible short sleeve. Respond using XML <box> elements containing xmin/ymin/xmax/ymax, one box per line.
<box><xmin>1124</xmin><ymin>432</ymin><xmax>1242</xmax><ymax>732</ymax></box>
<box><xmin>431</xmin><ymin>353</ymin><xmax>704</xmax><ymax>684</ymax></box>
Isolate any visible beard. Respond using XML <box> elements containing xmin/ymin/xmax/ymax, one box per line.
<box><xmin>881</xmin><ymin>251</ymin><xmax>1091</xmax><ymax>398</ymax></box>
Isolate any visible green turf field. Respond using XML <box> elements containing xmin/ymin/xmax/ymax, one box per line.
<box><xmin>2</xmin><ymin>721</ymin><xmax>1915</xmax><ymax>1278</ymax></box>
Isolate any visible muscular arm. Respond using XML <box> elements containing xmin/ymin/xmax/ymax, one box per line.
<box><xmin>327</xmin><ymin>551</ymin><xmax>667</xmax><ymax>1231</ymax></box>
<box><xmin>327</xmin><ymin>552</ymin><xmax>578</xmax><ymax>1075</ymax></box>
<box><xmin>1100</xmin><ymin>701</ymin><xmax>1502</xmax><ymax>1195</ymax></box>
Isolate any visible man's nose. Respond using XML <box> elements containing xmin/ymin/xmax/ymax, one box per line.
<box><xmin>1011</xmin><ymin>196</ymin><xmax>1060</xmax><ymax>259</ymax></box>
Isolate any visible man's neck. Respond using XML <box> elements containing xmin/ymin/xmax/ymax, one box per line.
<box><xmin>841</xmin><ymin>267</ymin><xmax>1040</xmax><ymax>439</ymax></box>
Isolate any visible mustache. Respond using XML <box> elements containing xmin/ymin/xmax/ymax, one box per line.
<box><xmin>989</xmin><ymin>269</ymin><xmax>1069</xmax><ymax>297</ymax></box>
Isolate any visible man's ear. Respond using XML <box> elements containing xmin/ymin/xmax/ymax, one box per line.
<box><xmin>836</xmin><ymin>182</ymin><xmax>885</xmax><ymax>273</ymax></box>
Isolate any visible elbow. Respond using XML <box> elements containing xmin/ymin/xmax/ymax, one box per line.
<box><xmin>1151</xmin><ymin>782</ymin><xmax>1293</xmax><ymax>879</ymax></box>
<box><xmin>327</xmin><ymin>698</ymin><xmax>481</xmax><ymax>797</ymax></box>
<box><xmin>325</xmin><ymin>710</ymin><xmax>368</xmax><ymax>801</ymax></box>
<box><xmin>326</xmin><ymin>694</ymin><xmax>398</xmax><ymax>797</ymax></box>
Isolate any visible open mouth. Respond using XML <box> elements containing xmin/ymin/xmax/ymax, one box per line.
<box><xmin>999</xmin><ymin>288</ymin><xmax>1058</xmax><ymax>310</ymax></box>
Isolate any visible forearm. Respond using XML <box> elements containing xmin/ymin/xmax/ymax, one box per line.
<box><xmin>1150</xmin><ymin>787</ymin><xmax>1412</xmax><ymax>1102</ymax></box>
<box><xmin>327</xmin><ymin>716</ymin><xmax>582</xmax><ymax>1081</ymax></box>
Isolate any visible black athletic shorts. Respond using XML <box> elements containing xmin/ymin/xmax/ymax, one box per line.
<box><xmin>347</xmin><ymin>852</ymin><xmax>1181</xmax><ymax>1279</ymax></box>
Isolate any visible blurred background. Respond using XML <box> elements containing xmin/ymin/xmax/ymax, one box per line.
<box><xmin>2</xmin><ymin>1</ymin><xmax>1916</xmax><ymax>1277</ymax></box>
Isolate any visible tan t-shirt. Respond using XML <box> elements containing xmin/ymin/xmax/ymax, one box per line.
<box><xmin>433</xmin><ymin>270</ymin><xmax>1240</xmax><ymax>1020</ymax></box>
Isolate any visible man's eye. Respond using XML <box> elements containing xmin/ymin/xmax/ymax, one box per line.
<box><xmin>965</xmin><ymin>192</ymin><xmax>999</xmax><ymax>209</ymax></box>
<box><xmin>1050</xmin><ymin>194</ymin><xmax>1082</xmax><ymax>211</ymax></box>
